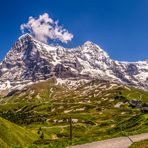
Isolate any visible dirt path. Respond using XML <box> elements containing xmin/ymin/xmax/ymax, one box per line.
<box><xmin>42</xmin><ymin>125</ymin><xmax>69</xmax><ymax>128</ymax></box>
<box><xmin>69</xmin><ymin>133</ymin><xmax>148</xmax><ymax>148</ymax></box>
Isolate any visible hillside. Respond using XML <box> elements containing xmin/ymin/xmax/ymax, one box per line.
<box><xmin>0</xmin><ymin>79</ymin><xmax>148</xmax><ymax>146</ymax></box>
<box><xmin>0</xmin><ymin>117</ymin><xmax>38</xmax><ymax>148</ymax></box>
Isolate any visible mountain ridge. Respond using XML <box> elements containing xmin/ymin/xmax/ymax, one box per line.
<box><xmin>0</xmin><ymin>33</ymin><xmax>147</xmax><ymax>93</ymax></box>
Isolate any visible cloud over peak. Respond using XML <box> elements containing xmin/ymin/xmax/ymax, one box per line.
<box><xmin>20</xmin><ymin>13</ymin><xmax>73</xmax><ymax>43</ymax></box>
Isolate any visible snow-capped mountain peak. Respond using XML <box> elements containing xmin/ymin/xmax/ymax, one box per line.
<box><xmin>83</xmin><ymin>41</ymin><xmax>94</xmax><ymax>46</ymax></box>
<box><xmin>82</xmin><ymin>41</ymin><xmax>109</xmax><ymax>58</ymax></box>
<box><xmin>18</xmin><ymin>33</ymin><xmax>33</xmax><ymax>40</ymax></box>
<box><xmin>0</xmin><ymin>34</ymin><xmax>148</xmax><ymax>92</ymax></box>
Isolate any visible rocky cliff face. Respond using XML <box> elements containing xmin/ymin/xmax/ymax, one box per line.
<box><xmin>0</xmin><ymin>33</ymin><xmax>148</xmax><ymax>92</ymax></box>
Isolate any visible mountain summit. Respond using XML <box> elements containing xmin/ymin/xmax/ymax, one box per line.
<box><xmin>0</xmin><ymin>33</ymin><xmax>148</xmax><ymax>92</ymax></box>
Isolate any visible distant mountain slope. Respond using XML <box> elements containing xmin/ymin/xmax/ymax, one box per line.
<box><xmin>0</xmin><ymin>33</ymin><xmax>147</xmax><ymax>93</ymax></box>
<box><xmin>0</xmin><ymin>117</ymin><xmax>37</xmax><ymax>147</ymax></box>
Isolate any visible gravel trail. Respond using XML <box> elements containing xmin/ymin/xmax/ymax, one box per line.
<box><xmin>69</xmin><ymin>133</ymin><xmax>148</xmax><ymax>148</ymax></box>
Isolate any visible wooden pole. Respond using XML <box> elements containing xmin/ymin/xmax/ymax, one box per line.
<box><xmin>69</xmin><ymin>116</ymin><xmax>72</xmax><ymax>141</ymax></box>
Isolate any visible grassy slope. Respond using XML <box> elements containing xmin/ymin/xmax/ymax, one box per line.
<box><xmin>0</xmin><ymin>117</ymin><xmax>38</xmax><ymax>148</ymax></box>
<box><xmin>129</xmin><ymin>140</ymin><xmax>148</xmax><ymax>148</ymax></box>
<box><xmin>0</xmin><ymin>79</ymin><xmax>148</xmax><ymax>146</ymax></box>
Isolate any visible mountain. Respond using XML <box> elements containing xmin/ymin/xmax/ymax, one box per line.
<box><xmin>0</xmin><ymin>34</ymin><xmax>148</xmax><ymax>147</ymax></box>
<box><xmin>0</xmin><ymin>33</ymin><xmax>148</xmax><ymax>93</ymax></box>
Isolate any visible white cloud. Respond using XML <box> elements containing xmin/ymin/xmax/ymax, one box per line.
<box><xmin>20</xmin><ymin>13</ymin><xmax>73</xmax><ymax>43</ymax></box>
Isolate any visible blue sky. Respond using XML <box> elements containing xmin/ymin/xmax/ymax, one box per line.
<box><xmin>0</xmin><ymin>0</ymin><xmax>148</xmax><ymax>62</ymax></box>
